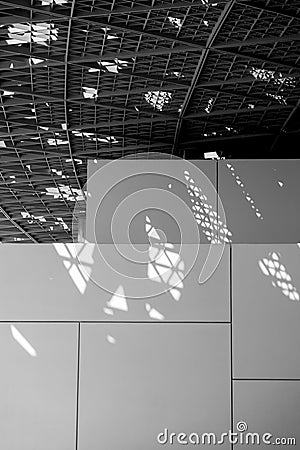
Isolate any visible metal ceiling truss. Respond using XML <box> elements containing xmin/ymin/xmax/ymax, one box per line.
<box><xmin>0</xmin><ymin>0</ymin><xmax>299</xmax><ymax>242</ymax></box>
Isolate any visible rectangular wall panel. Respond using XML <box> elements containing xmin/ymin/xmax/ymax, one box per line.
<box><xmin>233</xmin><ymin>244</ymin><xmax>300</xmax><ymax>379</ymax></box>
<box><xmin>78</xmin><ymin>323</ymin><xmax>231</xmax><ymax>450</ymax></box>
<box><xmin>234</xmin><ymin>381</ymin><xmax>300</xmax><ymax>449</ymax></box>
<box><xmin>0</xmin><ymin>243</ymin><xmax>229</xmax><ymax>322</ymax></box>
<box><xmin>218</xmin><ymin>159</ymin><xmax>300</xmax><ymax>243</ymax></box>
<box><xmin>86</xmin><ymin>159</ymin><xmax>217</xmax><ymax>244</ymax></box>
<box><xmin>0</xmin><ymin>323</ymin><xmax>77</xmax><ymax>450</ymax></box>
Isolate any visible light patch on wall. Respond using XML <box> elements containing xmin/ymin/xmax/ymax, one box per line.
<box><xmin>10</xmin><ymin>325</ymin><xmax>37</xmax><ymax>357</ymax></box>
<box><xmin>144</xmin><ymin>91</ymin><xmax>172</xmax><ymax>111</ymax></box>
<box><xmin>146</xmin><ymin>217</ymin><xmax>184</xmax><ymax>302</ymax></box>
<box><xmin>0</xmin><ymin>140</ymin><xmax>6</xmax><ymax>147</ymax></box>
<box><xmin>145</xmin><ymin>303</ymin><xmax>165</xmax><ymax>321</ymax></box>
<box><xmin>105</xmin><ymin>285</ymin><xmax>128</xmax><ymax>312</ymax></box>
<box><xmin>53</xmin><ymin>243</ymin><xmax>95</xmax><ymax>294</ymax></box>
<box><xmin>106</xmin><ymin>335</ymin><xmax>116</xmax><ymax>344</ymax></box>
<box><xmin>226</xmin><ymin>163</ymin><xmax>263</xmax><ymax>219</ymax></box>
<box><xmin>259</xmin><ymin>252</ymin><xmax>299</xmax><ymax>301</ymax></box>
<box><xmin>6</xmin><ymin>23</ymin><xmax>59</xmax><ymax>46</ymax></box>
<box><xmin>184</xmin><ymin>170</ymin><xmax>232</xmax><ymax>243</ymax></box>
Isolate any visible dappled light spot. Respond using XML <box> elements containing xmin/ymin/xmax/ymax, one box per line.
<box><xmin>45</xmin><ymin>186</ymin><xmax>86</xmax><ymax>202</ymax></box>
<box><xmin>100</xmin><ymin>26</ymin><xmax>119</xmax><ymax>40</ymax></box>
<box><xmin>53</xmin><ymin>243</ymin><xmax>95</xmax><ymax>294</ymax></box>
<box><xmin>106</xmin><ymin>285</ymin><xmax>128</xmax><ymax>312</ymax></box>
<box><xmin>106</xmin><ymin>335</ymin><xmax>116</xmax><ymax>344</ymax></box>
<box><xmin>6</xmin><ymin>22</ymin><xmax>58</xmax><ymax>46</ymax></box>
<box><xmin>11</xmin><ymin>325</ymin><xmax>37</xmax><ymax>357</ymax></box>
<box><xmin>168</xmin><ymin>16</ymin><xmax>183</xmax><ymax>30</ymax></box>
<box><xmin>1</xmin><ymin>90</ymin><xmax>14</xmax><ymax>96</ymax></box>
<box><xmin>144</xmin><ymin>91</ymin><xmax>172</xmax><ymax>111</ymax></box>
<box><xmin>226</xmin><ymin>163</ymin><xmax>263</xmax><ymax>220</ymax></box>
<box><xmin>47</xmin><ymin>138</ymin><xmax>69</xmax><ymax>146</ymax></box>
<box><xmin>204</xmin><ymin>151</ymin><xmax>221</xmax><ymax>160</ymax></box>
<box><xmin>266</xmin><ymin>93</ymin><xmax>287</xmax><ymax>105</ymax></box>
<box><xmin>29</xmin><ymin>57</ymin><xmax>44</xmax><ymax>66</ymax></box>
<box><xmin>72</xmin><ymin>130</ymin><xmax>118</xmax><ymax>144</ymax></box>
<box><xmin>21</xmin><ymin>211</ymin><xmax>46</xmax><ymax>224</ymax></box>
<box><xmin>205</xmin><ymin>97</ymin><xmax>215</xmax><ymax>114</ymax></box>
<box><xmin>65</xmin><ymin>158</ymin><xmax>83</xmax><ymax>165</ymax></box>
<box><xmin>83</xmin><ymin>87</ymin><xmax>98</xmax><ymax>99</ymax></box>
<box><xmin>250</xmin><ymin>67</ymin><xmax>296</xmax><ymax>87</ymax></box>
<box><xmin>88</xmin><ymin>58</ymin><xmax>132</xmax><ymax>74</ymax></box>
<box><xmin>259</xmin><ymin>252</ymin><xmax>299</xmax><ymax>302</ymax></box>
<box><xmin>41</xmin><ymin>0</ymin><xmax>67</xmax><ymax>4</ymax></box>
<box><xmin>184</xmin><ymin>170</ymin><xmax>232</xmax><ymax>243</ymax></box>
<box><xmin>145</xmin><ymin>303</ymin><xmax>165</xmax><ymax>321</ymax></box>
<box><xmin>145</xmin><ymin>215</ymin><xmax>161</xmax><ymax>241</ymax></box>
<box><xmin>146</xmin><ymin>217</ymin><xmax>184</xmax><ymax>301</ymax></box>
<box><xmin>50</xmin><ymin>168</ymin><xmax>69</xmax><ymax>179</ymax></box>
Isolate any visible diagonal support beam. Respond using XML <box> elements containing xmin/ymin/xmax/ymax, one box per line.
<box><xmin>0</xmin><ymin>204</ymin><xmax>38</xmax><ymax>242</ymax></box>
<box><xmin>236</xmin><ymin>1</ymin><xmax>300</xmax><ymax>21</ymax></box>
<box><xmin>172</xmin><ymin>0</ymin><xmax>237</xmax><ymax>155</ymax></box>
<box><xmin>0</xmin><ymin>82</ymin><xmax>179</xmax><ymax>119</ymax></box>
<box><xmin>270</xmin><ymin>98</ymin><xmax>300</xmax><ymax>152</ymax></box>
<box><xmin>184</xmin><ymin>103</ymin><xmax>294</xmax><ymax>120</ymax></box>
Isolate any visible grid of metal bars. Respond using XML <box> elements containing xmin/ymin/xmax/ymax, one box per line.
<box><xmin>0</xmin><ymin>0</ymin><xmax>299</xmax><ymax>242</ymax></box>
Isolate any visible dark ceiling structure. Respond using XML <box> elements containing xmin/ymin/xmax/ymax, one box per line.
<box><xmin>0</xmin><ymin>0</ymin><xmax>299</xmax><ymax>242</ymax></box>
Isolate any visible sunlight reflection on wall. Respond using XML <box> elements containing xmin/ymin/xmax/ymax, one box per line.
<box><xmin>146</xmin><ymin>216</ymin><xmax>185</xmax><ymax>302</ymax></box>
<box><xmin>10</xmin><ymin>325</ymin><xmax>37</xmax><ymax>357</ymax></box>
<box><xmin>226</xmin><ymin>163</ymin><xmax>263</xmax><ymax>220</ymax></box>
<box><xmin>53</xmin><ymin>243</ymin><xmax>95</xmax><ymax>295</ymax></box>
<box><xmin>259</xmin><ymin>251</ymin><xmax>299</xmax><ymax>301</ymax></box>
<box><xmin>184</xmin><ymin>170</ymin><xmax>232</xmax><ymax>243</ymax></box>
